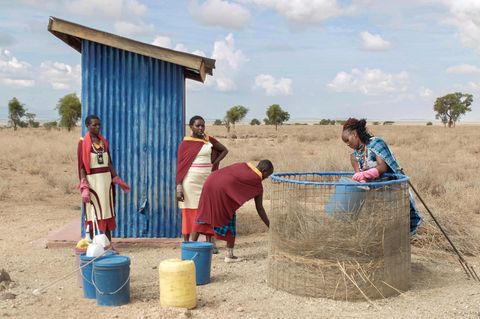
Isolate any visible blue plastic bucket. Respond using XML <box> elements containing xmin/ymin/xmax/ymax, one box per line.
<box><xmin>181</xmin><ymin>242</ymin><xmax>213</xmax><ymax>285</ymax></box>
<box><xmin>92</xmin><ymin>256</ymin><xmax>131</xmax><ymax>306</ymax></box>
<box><xmin>79</xmin><ymin>250</ymin><xmax>116</xmax><ymax>299</ymax></box>
<box><xmin>325</xmin><ymin>177</ymin><xmax>368</xmax><ymax>219</ymax></box>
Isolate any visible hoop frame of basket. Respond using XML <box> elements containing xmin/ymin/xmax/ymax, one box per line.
<box><xmin>268</xmin><ymin>172</ymin><xmax>410</xmax><ymax>301</ymax></box>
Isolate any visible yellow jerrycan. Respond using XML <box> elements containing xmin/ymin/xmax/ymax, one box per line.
<box><xmin>159</xmin><ymin>258</ymin><xmax>197</xmax><ymax>309</ymax></box>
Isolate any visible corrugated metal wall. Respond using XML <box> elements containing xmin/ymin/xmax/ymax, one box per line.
<box><xmin>81</xmin><ymin>40</ymin><xmax>185</xmax><ymax>237</ymax></box>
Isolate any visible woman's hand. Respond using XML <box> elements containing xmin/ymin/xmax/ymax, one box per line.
<box><xmin>352</xmin><ymin>168</ymin><xmax>380</xmax><ymax>182</ymax></box>
<box><xmin>176</xmin><ymin>185</ymin><xmax>184</xmax><ymax>202</ymax></box>
<box><xmin>112</xmin><ymin>176</ymin><xmax>131</xmax><ymax>193</ymax></box>
<box><xmin>79</xmin><ymin>178</ymin><xmax>90</xmax><ymax>203</ymax></box>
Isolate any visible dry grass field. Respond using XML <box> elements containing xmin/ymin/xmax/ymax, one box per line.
<box><xmin>0</xmin><ymin>124</ymin><xmax>480</xmax><ymax>318</ymax></box>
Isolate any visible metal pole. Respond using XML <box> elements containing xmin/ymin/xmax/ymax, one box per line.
<box><xmin>407</xmin><ymin>178</ymin><xmax>479</xmax><ymax>281</ymax></box>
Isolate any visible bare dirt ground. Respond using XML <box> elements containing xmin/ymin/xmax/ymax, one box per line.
<box><xmin>1</xmin><ymin>126</ymin><xmax>480</xmax><ymax>318</ymax></box>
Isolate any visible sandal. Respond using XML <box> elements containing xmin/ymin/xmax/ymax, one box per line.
<box><xmin>224</xmin><ymin>256</ymin><xmax>243</xmax><ymax>263</ymax></box>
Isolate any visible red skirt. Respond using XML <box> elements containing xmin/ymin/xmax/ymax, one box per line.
<box><xmin>193</xmin><ymin>222</ymin><xmax>235</xmax><ymax>245</ymax></box>
<box><xmin>193</xmin><ymin>222</ymin><xmax>215</xmax><ymax>236</ymax></box>
<box><xmin>182</xmin><ymin>208</ymin><xmax>197</xmax><ymax>235</ymax></box>
<box><xmin>85</xmin><ymin>217</ymin><xmax>116</xmax><ymax>233</ymax></box>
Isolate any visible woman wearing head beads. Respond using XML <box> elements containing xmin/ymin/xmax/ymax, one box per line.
<box><xmin>77</xmin><ymin>115</ymin><xmax>131</xmax><ymax>246</ymax></box>
<box><xmin>176</xmin><ymin>115</ymin><xmax>228</xmax><ymax>244</ymax></box>
<box><xmin>341</xmin><ymin>118</ymin><xmax>422</xmax><ymax>235</ymax></box>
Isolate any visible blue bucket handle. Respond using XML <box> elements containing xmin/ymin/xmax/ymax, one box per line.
<box><xmin>91</xmin><ymin>270</ymin><xmax>130</xmax><ymax>295</ymax></box>
<box><xmin>81</xmin><ymin>267</ymin><xmax>93</xmax><ymax>285</ymax></box>
<box><xmin>191</xmin><ymin>253</ymin><xmax>199</xmax><ymax>261</ymax></box>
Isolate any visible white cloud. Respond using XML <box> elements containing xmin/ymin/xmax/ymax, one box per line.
<box><xmin>251</xmin><ymin>0</ymin><xmax>355</xmax><ymax>27</ymax></box>
<box><xmin>174</xmin><ymin>43</ymin><xmax>189</xmax><ymax>52</ymax></box>
<box><xmin>114</xmin><ymin>21</ymin><xmax>155</xmax><ymax>37</ymax></box>
<box><xmin>39</xmin><ymin>61</ymin><xmax>81</xmax><ymax>90</ymax></box>
<box><xmin>151</xmin><ymin>36</ymin><xmax>206</xmax><ymax>57</ymax></box>
<box><xmin>204</xmin><ymin>33</ymin><xmax>248</xmax><ymax>91</ymax></box>
<box><xmin>360</xmin><ymin>31</ymin><xmax>391</xmax><ymax>51</ymax></box>
<box><xmin>456</xmin><ymin>81</ymin><xmax>480</xmax><ymax>94</ymax></box>
<box><xmin>418</xmin><ymin>87</ymin><xmax>433</xmax><ymax>98</ymax></box>
<box><xmin>67</xmin><ymin>0</ymin><xmax>147</xmax><ymax>21</ymax></box>
<box><xmin>188</xmin><ymin>0</ymin><xmax>251</xmax><ymax>30</ymax></box>
<box><xmin>2</xmin><ymin>79</ymin><xmax>35</xmax><ymax>88</ymax></box>
<box><xmin>254</xmin><ymin>74</ymin><xmax>292</xmax><ymax>96</ymax></box>
<box><xmin>0</xmin><ymin>49</ymin><xmax>35</xmax><ymax>88</ymax></box>
<box><xmin>446</xmin><ymin>64</ymin><xmax>480</xmax><ymax>74</ymax></box>
<box><xmin>151</xmin><ymin>35</ymin><xmax>173</xmax><ymax>49</ymax></box>
<box><xmin>443</xmin><ymin>0</ymin><xmax>480</xmax><ymax>53</ymax></box>
<box><xmin>327</xmin><ymin>68</ymin><xmax>409</xmax><ymax>95</ymax></box>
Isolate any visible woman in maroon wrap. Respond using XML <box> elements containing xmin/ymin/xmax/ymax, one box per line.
<box><xmin>192</xmin><ymin>160</ymin><xmax>274</xmax><ymax>263</ymax></box>
<box><xmin>176</xmin><ymin>115</ymin><xmax>228</xmax><ymax>243</ymax></box>
<box><xmin>77</xmin><ymin>115</ymin><xmax>130</xmax><ymax>245</ymax></box>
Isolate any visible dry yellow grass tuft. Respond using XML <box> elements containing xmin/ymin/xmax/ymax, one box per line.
<box><xmin>0</xmin><ymin>124</ymin><xmax>479</xmax><ymax>256</ymax></box>
<box><xmin>206</xmin><ymin>124</ymin><xmax>480</xmax><ymax>256</ymax></box>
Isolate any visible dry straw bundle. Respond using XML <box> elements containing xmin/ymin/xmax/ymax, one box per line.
<box><xmin>268</xmin><ymin>173</ymin><xmax>410</xmax><ymax>301</ymax></box>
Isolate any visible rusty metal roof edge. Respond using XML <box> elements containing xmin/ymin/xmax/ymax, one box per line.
<box><xmin>48</xmin><ymin>16</ymin><xmax>215</xmax><ymax>81</ymax></box>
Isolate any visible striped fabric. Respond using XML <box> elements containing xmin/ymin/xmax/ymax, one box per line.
<box><xmin>196</xmin><ymin>213</ymin><xmax>237</xmax><ymax>237</ymax></box>
<box><xmin>353</xmin><ymin>136</ymin><xmax>422</xmax><ymax>234</ymax></box>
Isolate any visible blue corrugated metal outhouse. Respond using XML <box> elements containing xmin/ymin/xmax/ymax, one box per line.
<box><xmin>48</xmin><ymin>17</ymin><xmax>215</xmax><ymax>238</ymax></box>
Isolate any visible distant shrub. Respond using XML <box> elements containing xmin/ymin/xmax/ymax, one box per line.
<box><xmin>426</xmin><ymin>121</ymin><xmax>433</xmax><ymax>126</ymax></box>
<box><xmin>294</xmin><ymin>123</ymin><xmax>308</xmax><ymax>125</ymax></box>
<box><xmin>43</xmin><ymin>121</ymin><xmax>58</xmax><ymax>130</ymax></box>
<box><xmin>18</xmin><ymin>121</ymin><xmax>28</xmax><ymax>128</ymax></box>
<box><xmin>383</xmin><ymin>121</ymin><xmax>395</xmax><ymax>125</ymax></box>
<box><xmin>336</xmin><ymin>120</ymin><xmax>346</xmax><ymax>126</ymax></box>
<box><xmin>318</xmin><ymin>119</ymin><xmax>336</xmax><ymax>125</ymax></box>
<box><xmin>372</xmin><ymin>121</ymin><xmax>380</xmax><ymax>125</ymax></box>
<box><xmin>250</xmin><ymin>118</ymin><xmax>261</xmax><ymax>125</ymax></box>
<box><xmin>213</xmin><ymin>119</ymin><xmax>223</xmax><ymax>126</ymax></box>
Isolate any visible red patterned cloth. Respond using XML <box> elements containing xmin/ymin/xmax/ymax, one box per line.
<box><xmin>196</xmin><ymin>162</ymin><xmax>263</xmax><ymax>227</ymax></box>
<box><xmin>176</xmin><ymin>135</ymin><xmax>220</xmax><ymax>185</ymax></box>
<box><xmin>78</xmin><ymin>132</ymin><xmax>109</xmax><ymax>176</ymax></box>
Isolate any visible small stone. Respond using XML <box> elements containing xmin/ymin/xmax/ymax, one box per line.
<box><xmin>152</xmin><ymin>266</ymin><xmax>157</xmax><ymax>269</ymax></box>
<box><xmin>0</xmin><ymin>293</ymin><xmax>16</xmax><ymax>300</ymax></box>
<box><xmin>236</xmin><ymin>307</ymin><xmax>244</xmax><ymax>312</ymax></box>
<box><xmin>0</xmin><ymin>270</ymin><xmax>11</xmax><ymax>283</ymax></box>
<box><xmin>32</xmin><ymin>289</ymin><xmax>42</xmax><ymax>296</ymax></box>
<box><xmin>183</xmin><ymin>310</ymin><xmax>192</xmax><ymax>318</ymax></box>
<box><xmin>56</xmin><ymin>296</ymin><xmax>62</xmax><ymax>301</ymax></box>
<box><xmin>10</xmin><ymin>304</ymin><xmax>15</xmax><ymax>309</ymax></box>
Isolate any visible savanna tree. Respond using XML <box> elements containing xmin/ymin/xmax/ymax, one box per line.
<box><xmin>25</xmin><ymin>112</ymin><xmax>39</xmax><ymax>128</ymax></box>
<box><xmin>8</xmin><ymin>97</ymin><xmax>26</xmax><ymax>131</ymax></box>
<box><xmin>250</xmin><ymin>118</ymin><xmax>261</xmax><ymax>125</ymax></box>
<box><xmin>434</xmin><ymin>92</ymin><xmax>473</xmax><ymax>128</ymax></box>
<box><xmin>57</xmin><ymin>93</ymin><xmax>81</xmax><ymax>131</ymax></box>
<box><xmin>225</xmin><ymin>105</ymin><xmax>248</xmax><ymax>132</ymax></box>
<box><xmin>264</xmin><ymin>104</ymin><xmax>290</xmax><ymax>130</ymax></box>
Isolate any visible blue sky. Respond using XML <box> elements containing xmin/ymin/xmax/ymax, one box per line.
<box><xmin>1</xmin><ymin>0</ymin><xmax>480</xmax><ymax>122</ymax></box>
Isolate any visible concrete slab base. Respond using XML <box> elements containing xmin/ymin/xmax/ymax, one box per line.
<box><xmin>33</xmin><ymin>219</ymin><xmax>187</xmax><ymax>249</ymax></box>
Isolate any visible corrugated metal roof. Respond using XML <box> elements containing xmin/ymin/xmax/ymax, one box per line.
<box><xmin>48</xmin><ymin>16</ymin><xmax>215</xmax><ymax>82</ymax></box>
<box><xmin>81</xmin><ymin>40</ymin><xmax>184</xmax><ymax>237</ymax></box>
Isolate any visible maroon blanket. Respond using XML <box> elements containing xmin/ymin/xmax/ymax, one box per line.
<box><xmin>196</xmin><ymin>162</ymin><xmax>263</xmax><ymax>227</ymax></box>
<box><xmin>77</xmin><ymin>132</ymin><xmax>109</xmax><ymax>177</ymax></box>
<box><xmin>176</xmin><ymin>135</ymin><xmax>220</xmax><ymax>185</ymax></box>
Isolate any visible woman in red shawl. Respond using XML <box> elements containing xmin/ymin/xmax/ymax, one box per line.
<box><xmin>192</xmin><ymin>160</ymin><xmax>273</xmax><ymax>263</ymax></box>
<box><xmin>176</xmin><ymin>115</ymin><xmax>228</xmax><ymax>243</ymax></box>
<box><xmin>77</xmin><ymin>115</ymin><xmax>130</xmax><ymax>245</ymax></box>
